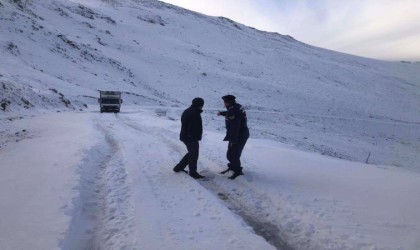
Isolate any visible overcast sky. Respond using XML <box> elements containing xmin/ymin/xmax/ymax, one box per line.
<box><xmin>160</xmin><ymin>0</ymin><xmax>420</xmax><ymax>61</ymax></box>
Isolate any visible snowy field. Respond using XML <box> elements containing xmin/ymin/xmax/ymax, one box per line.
<box><xmin>1</xmin><ymin>108</ymin><xmax>420</xmax><ymax>250</ymax></box>
<box><xmin>1</xmin><ymin>0</ymin><xmax>420</xmax><ymax>249</ymax></box>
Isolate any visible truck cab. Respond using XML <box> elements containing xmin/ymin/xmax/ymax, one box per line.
<box><xmin>98</xmin><ymin>91</ymin><xmax>123</xmax><ymax>113</ymax></box>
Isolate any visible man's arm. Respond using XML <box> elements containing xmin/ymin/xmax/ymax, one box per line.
<box><xmin>217</xmin><ymin>111</ymin><xmax>227</xmax><ymax>116</ymax></box>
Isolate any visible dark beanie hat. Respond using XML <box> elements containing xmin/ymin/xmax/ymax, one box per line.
<box><xmin>192</xmin><ymin>97</ymin><xmax>204</xmax><ymax>107</ymax></box>
<box><xmin>222</xmin><ymin>95</ymin><xmax>236</xmax><ymax>103</ymax></box>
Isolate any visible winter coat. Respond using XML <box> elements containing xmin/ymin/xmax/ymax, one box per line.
<box><xmin>220</xmin><ymin>103</ymin><xmax>249</xmax><ymax>144</ymax></box>
<box><xmin>180</xmin><ymin>106</ymin><xmax>203</xmax><ymax>142</ymax></box>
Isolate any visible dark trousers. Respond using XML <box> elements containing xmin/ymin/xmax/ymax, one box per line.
<box><xmin>176</xmin><ymin>140</ymin><xmax>199</xmax><ymax>174</ymax></box>
<box><xmin>227</xmin><ymin>135</ymin><xmax>248</xmax><ymax>173</ymax></box>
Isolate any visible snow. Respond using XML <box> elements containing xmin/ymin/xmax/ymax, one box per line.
<box><xmin>1</xmin><ymin>0</ymin><xmax>420</xmax><ymax>170</ymax></box>
<box><xmin>1</xmin><ymin>0</ymin><xmax>420</xmax><ymax>249</ymax></box>
<box><xmin>0</xmin><ymin>112</ymin><xmax>97</xmax><ymax>249</ymax></box>
<box><xmin>1</xmin><ymin>108</ymin><xmax>420</xmax><ymax>249</ymax></box>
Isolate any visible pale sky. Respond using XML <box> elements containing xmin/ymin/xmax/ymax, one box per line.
<box><xmin>160</xmin><ymin>0</ymin><xmax>420</xmax><ymax>61</ymax></box>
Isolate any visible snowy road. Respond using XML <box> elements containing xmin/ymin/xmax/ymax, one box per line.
<box><xmin>61</xmin><ymin>110</ymin><xmax>276</xmax><ymax>250</ymax></box>
<box><xmin>1</xmin><ymin>109</ymin><xmax>420</xmax><ymax>250</ymax></box>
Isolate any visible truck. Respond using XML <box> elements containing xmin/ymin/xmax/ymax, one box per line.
<box><xmin>98</xmin><ymin>91</ymin><xmax>123</xmax><ymax>113</ymax></box>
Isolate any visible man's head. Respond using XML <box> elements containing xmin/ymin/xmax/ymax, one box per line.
<box><xmin>222</xmin><ymin>95</ymin><xmax>236</xmax><ymax>107</ymax></box>
<box><xmin>192</xmin><ymin>97</ymin><xmax>204</xmax><ymax>109</ymax></box>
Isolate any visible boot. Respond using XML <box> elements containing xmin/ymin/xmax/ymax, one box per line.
<box><xmin>173</xmin><ymin>165</ymin><xmax>187</xmax><ymax>173</ymax></box>
<box><xmin>220</xmin><ymin>164</ymin><xmax>232</xmax><ymax>174</ymax></box>
<box><xmin>228</xmin><ymin>170</ymin><xmax>243</xmax><ymax>180</ymax></box>
<box><xmin>220</xmin><ymin>168</ymin><xmax>231</xmax><ymax>174</ymax></box>
<box><xmin>189</xmin><ymin>172</ymin><xmax>205</xmax><ymax>179</ymax></box>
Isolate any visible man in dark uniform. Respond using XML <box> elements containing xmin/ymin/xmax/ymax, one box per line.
<box><xmin>217</xmin><ymin>95</ymin><xmax>249</xmax><ymax>180</ymax></box>
<box><xmin>173</xmin><ymin>97</ymin><xmax>206</xmax><ymax>179</ymax></box>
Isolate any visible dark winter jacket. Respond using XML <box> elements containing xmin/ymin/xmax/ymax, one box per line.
<box><xmin>220</xmin><ymin>103</ymin><xmax>249</xmax><ymax>144</ymax></box>
<box><xmin>180</xmin><ymin>106</ymin><xmax>203</xmax><ymax>142</ymax></box>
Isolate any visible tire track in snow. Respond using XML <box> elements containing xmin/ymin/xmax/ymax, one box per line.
<box><xmin>197</xmin><ymin>159</ymin><xmax>294</xmax><ymax>250</ymax></box>
<box><xmin>63</xmin><ymin>117</ymin><xmax>137</xmax><ymax>250</ymax></box>
<box><xmin>114</xmin><ymin>114</ymin><xmax>224</xmax><ymax>249</ymax></box>
<box><xmin>118</xmin><ymin>114</ymin><xmax>293</xmax><ymax>250</ymax></box>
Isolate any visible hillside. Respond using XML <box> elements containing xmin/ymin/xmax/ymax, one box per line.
<box><xmin>1</xmin><ymin>1</ymin><xmax>420</xmax><ymax>166</ymax></box>
<box><xmin>1</xmin><ymin>1</ymin><xmax>420</xmax><ymax>249</ymax></box>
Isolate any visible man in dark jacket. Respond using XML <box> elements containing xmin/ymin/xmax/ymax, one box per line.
<box><xmin>217</xmin><ymin>95</ymin><xmax>249</xmax><ymax>180</ymax></box>
<box><xmin>173</xmin><ymin>97</ymin><xmax>206</xmax><ymax>179</ymax></box>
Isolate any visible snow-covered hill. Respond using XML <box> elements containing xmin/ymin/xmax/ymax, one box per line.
<box><xmin>1</xmin><ymin>0</ymin><xmax>420</xmax><ymax>170</ymax></box>
<box><xmin>2</xmin><ymin>0</ymin><xmax>420</xmax><ymax>171</ymax></box>
<box><xmin>1</xmin><ymin>1</ymin><xmax>420</xmax><ymax>249</ymax></box>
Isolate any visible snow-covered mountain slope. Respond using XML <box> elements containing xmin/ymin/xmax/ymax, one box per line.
<box><xmin>1</xmin><ymin>1</ymin><xmax>420</xmax><ymax>249</ymax></box>
<box><xmin>1</xmin><ymin>0</ymin><xmax>420</xmax><ymax>170</ymax></box>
